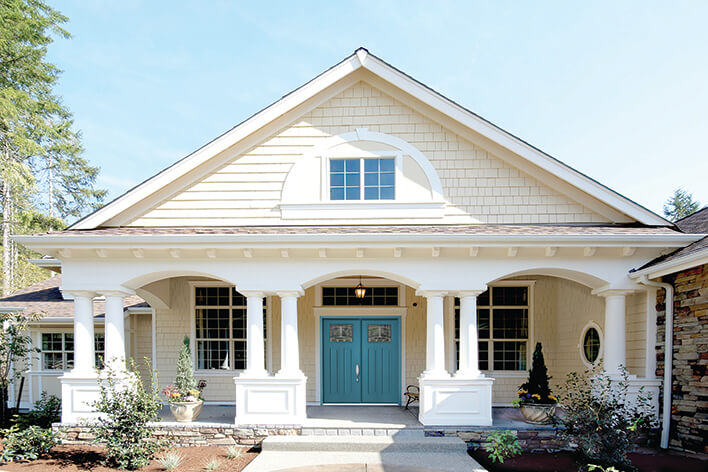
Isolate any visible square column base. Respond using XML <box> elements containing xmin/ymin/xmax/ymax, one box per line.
<box><xmin>418</xmin><ymin>375</ymin><xmax>494</xmax><ymax>426</ymax></box>
<box><xmin>234</xmin><ymin>375</ymin><xmax>307</xmax><ymax>425</ymax></box>
<box><xmin>607</xmin><ymin>376</ymin><xmax>661</xmax><ymax>418</ymax></box>
<box><xmin>60</xmin><ymin>373</ymin><xmax>102</xmax><ymax>424</ymax></box>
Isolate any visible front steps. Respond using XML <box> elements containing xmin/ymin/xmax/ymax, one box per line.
<box><xmin>243</xmin><ymin>434</ymin><xmax>485</xmax><ymax>472</ymax></box>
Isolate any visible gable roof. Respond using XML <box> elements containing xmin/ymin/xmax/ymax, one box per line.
<box><xmin>69</xmin><ymin>48</ymin><xmax>670</xmax><ymax>230</ymax></box>
<box><xmin>632</xmin><ymin>207</ymin><xmax>708</xmax><ymax>277</ymax></box>
<box><xmin>0</xmin><ymin>275</ymin><xmax>147</xmax><ymax>320</ymax></box>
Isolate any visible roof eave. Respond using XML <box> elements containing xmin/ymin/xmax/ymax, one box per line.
<box><xmin>630</xmin><ymin>247</ymin><xmax>708</xmax><ymax>280</ymax></box>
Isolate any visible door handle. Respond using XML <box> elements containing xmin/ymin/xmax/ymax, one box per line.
<box><xmin>355</xmin><ymin>364</ymin><xmax>359</xmax><ymax>383</ymax></box>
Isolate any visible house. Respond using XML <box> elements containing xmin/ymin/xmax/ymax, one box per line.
<box><xmin>7</xmin><ymin>49</ymin><xmax>703</xmax><ymax>437</ymax></box>
<box><xmin>629</xmin><ymin>207</ymin><xmax>708</xmax><ymax>453</ymax></box>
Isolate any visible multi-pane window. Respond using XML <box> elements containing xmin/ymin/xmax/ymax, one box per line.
<box><xmin>454</xmin><ymin>286</ymin><xmax>529</xmax><ymax>371</ymax></box>
<box><xmin>41</xmin><ymin>333</ymin><xmax>105</xmax><ymax>370</ymax></box>
<box><xmin>330</xmin><ymin>158</ymin><xmax>395</xmax><ymax>201</ymax></box>
<box><xmin>322</xmin><ymin>287</ymin><xmax>399</xmax><ymax>306</ymax></box>
<box><xmin>195</xmin><ymin>287</ymin><xmax>266</xmax><ymax>370</ymax></box>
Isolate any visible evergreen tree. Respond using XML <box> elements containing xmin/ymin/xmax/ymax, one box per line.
<box><xmin>175</xmin><ymin>336</ymin><xmax>197</xmax><ymax>393</ymax></box>
<box><xmin>663</xmin><ymin>188</ymin><xmax>700</xmax><ymax>222</ymax></box>
<box><xmin>0</xmin><ymin>0</ymin><xmax>106</xmax><ymax>295</ymax></box>
<box><xmin>519</xmin><ymin>342</ymin><xmax>555</xmax><ymax>404</ymax></box>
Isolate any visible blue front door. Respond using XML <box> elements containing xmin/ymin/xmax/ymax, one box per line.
<box><xmin>322</xmin><ymin>317</ymin><xmax>400</xmax><ymax>404</ymax></box>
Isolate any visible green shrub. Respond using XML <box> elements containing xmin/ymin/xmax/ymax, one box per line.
<box><xmin>484</xmin><ymin>429</ymin><xmax>522</xmax><ymax>463</ymax></box>
<box><xmin>555</xmin><ymin>365</ymin><xmax>656</xmax><ymax>470</ymax></box>
<box><xmin>0</xmin><ymin>425</ymin><xmax>56</xmax><ymax>463</ymax></box>
<box><xmin>89</xmin><ymin>358</ymin><xmax>165</xmax><ymax>470</ymax></box>
<box><xmin>12</xmin><ymin>392</ymin><xmax>61</xmax><ymax>429</ymax></box>
<box><xmin>516</xmin><ymin>342</ymin><xmax>557</xmax><ymax>405</ymax></box>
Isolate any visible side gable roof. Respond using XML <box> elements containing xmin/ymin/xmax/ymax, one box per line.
<box><xmin>70</xmin><ymin>48</ymin><xmax>670</xmax><ymax>229</ymax></box>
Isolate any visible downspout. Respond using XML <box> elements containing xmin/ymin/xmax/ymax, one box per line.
<box><xmin>638</xmin><ymin>275</ymin><xmax>673</xmax><ymax>449</ymax></box>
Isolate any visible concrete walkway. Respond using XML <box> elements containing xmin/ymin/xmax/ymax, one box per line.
<box><xmin>243</xmin><ymin>435</ymin><xmax>486</xmax><ymax>472</ymax></box>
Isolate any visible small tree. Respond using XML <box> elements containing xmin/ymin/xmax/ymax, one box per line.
<box><xmin>90</xmin><ymin>359</ymin><xmax>165</xmax><ymax>470</ymax></box>
<box><xmin>517</xmin><ymin>342</ymin><xmax>556</xmax><ymax>404</ymax></box>
<box><xmin>663</xmin><ymin>188</ymin><xmax>700</xmax><ymax>222</ymax></box>
<box><xmin>0</xmin><ymin>311</ymin><xmax>41</xmax><ymax>427</ymax></box>
<box><xmin>175</xmin><ymin>336</ymin><xmax>196</xmax><ymax>394</ymax></box>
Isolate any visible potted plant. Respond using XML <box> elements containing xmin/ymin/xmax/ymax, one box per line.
<box><xmin>514</xmin><ymin>342</ymin><xmax>557</xmax><ymax>424</ymax></box>
<box><xmin>162</xmin><ymin>336</ymin><xmax>206</xmax><ymax>422</ymax></box>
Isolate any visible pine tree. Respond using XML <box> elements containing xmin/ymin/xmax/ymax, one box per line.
<box><xmin>520</xmin><ymin>342</ymin><xmax>555</xmax><ymax>404</ymax></box>
<box><xmin>663</xmin><ymin>188</ymin><xmax>700</xmax><ymax>222</ymax></box>
<box><xmin>175</xmin><ymin>336</ymin><xmax>197</xmax><ymax>394</ymax></box>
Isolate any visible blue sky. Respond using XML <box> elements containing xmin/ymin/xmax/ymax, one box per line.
<box><xmin>47</xmin><ymin>1</ymin><xmax>707</xmax><ymax>220</ymax></box>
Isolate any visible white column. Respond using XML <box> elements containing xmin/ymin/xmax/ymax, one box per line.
<box><xmin>419</xmin><ymin>291</ymin><xmax>448</xmax><ymax>377</ymax></box>
<box><xmin>243</xmin><ymin>292</ymin><xmax>267</xmax><ymax>376</ymax></box>
<box><xmin>456</xmin><ymin>291</ymin><xmax>484</xmax><ymax>378</ymax></box>
<box><xmin>601</xmin><ymin>290</ymin><xmax>630</xmax><ymax>376</ymax></box>
<box><xmin>103</xmin><ymin>292</ymin><xmax>127</xmax><ymax>371</ymax></box>
<box><xmin>277</xmin><ymin>291</ymin><xmax>303</xmax><ymax>376</ymax></box>
<box><xmin>70</xmin><ymin>292</ymin><xmax>96</xmax><ymax>375</ymax></box>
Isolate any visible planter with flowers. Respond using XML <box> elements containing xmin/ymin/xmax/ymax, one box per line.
<box><xmin>162</xmin><ymin>336</ymin><xmax>207</xmax><ymax>422</ymax></box>
<box><xmin>514</xmin><ymin>342</ymin><xmax>557</xmax><ymax>424</ymax></box>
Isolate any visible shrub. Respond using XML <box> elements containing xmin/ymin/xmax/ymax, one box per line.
<box><xmin>0</xmin><ymin>425</ymin><xmax>56</xmax><ymax>463</ymax></box>
<box><xmin>90</xmin><ymin>358</ymin><xmax>165</xmax><ymax>470</ymax></box>
<box><xmin>554</xmin><ymin>365</ymin><xmax>656</xmax><ymax>470</ymax></box>
<box><xmin>156</xmin><ymin>450</ymin><xmax>184</xmax><ymax>470</ymax></box>
<box><xmin>484</xmin><ymin>430</ymin><xmax>522</xmax><ymax>464</ymax></box>
<box><xmin>516</xmin><ymin>342</ymin><xmax>556</xmax><ymax>405</ymax></box>
<box><xmin>12</xmin><ymin>392</ymin><xmax>61</xmax><ymax>429</ymax></box>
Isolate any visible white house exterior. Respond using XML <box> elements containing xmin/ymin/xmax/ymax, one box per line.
<box><xmin>9</xmin><ymin>49</ymin><xmax>702</xmax><ymax>428</ymax></box>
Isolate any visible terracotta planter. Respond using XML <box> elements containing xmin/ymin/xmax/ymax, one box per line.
<box><xmin>519</xmin><ymin>404</ymin><xmax>556</xmax><ymax>424</ymax></box>
<box><xmin>169</xmin><ymin>400</ymin><xmax>203</xmax><ymax>422</ymax></box>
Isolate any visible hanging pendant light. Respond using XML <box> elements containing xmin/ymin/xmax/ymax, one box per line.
<box><xmin>354</xmin><ymin>275</ymin><xmax>367</xmax><ymax>299</ymax></box>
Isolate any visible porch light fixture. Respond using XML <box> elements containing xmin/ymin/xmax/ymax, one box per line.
<box><xmin>354</xmin><ymin>276</ymin><xmax>367</xmax><ymax>299</ymax></box>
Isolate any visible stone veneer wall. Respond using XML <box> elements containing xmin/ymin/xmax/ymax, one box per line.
<box><xmin>656</xmin><ymin>263</ymin><xmax>708</xmax><ymax>454</ymax></box>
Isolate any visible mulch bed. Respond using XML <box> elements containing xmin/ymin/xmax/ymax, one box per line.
<box><xmin>470</xmin><ymin>448</ymin><xmax>708</xmax><ymax>472</ymax></box>
<box><xmin>0</xmin><ymin>445</ymin><xmax>258</xmax><ymax>471</ymax></box>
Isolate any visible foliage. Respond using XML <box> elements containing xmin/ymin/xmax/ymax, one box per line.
<box><xmin>484</xmin><ymin>429</ymin><xmax>522</xmax><ymax>464</ymax></box>
<box><xmin>0</xmin><ymin>0</ymin><xmax>106</xmax><ymax>296</ymax></box>
<box><xmin>0</xmin><ymin>425</ymin><xmax>56</xmax><ymax>463</ymax></box>
<box><xmin>554</xmin><ymin>365</ymin><xmax>656</xmax><ymax>470</ymax></box>
<box><xmin>588</xmin><ymin>465</ymin><xmax>623</xmax><ymax>472</ymax></box>
<box><xmin>89</xmin><ymin>358</ymin><xmax>166</xmax><ymax>470</ymax></box>
<box><xmin>0</xmin><ymin>310</ymin><xmax>41</xmax><ymax>426</ymax></box>
<box><xmin>204</xmin><ymin>457</ymin><xmax>222</xmax><ymax>471</ymax></box>
<box><xmin>163</xmin><ymin>336</ymin><xmax>206</xmax><ymax>403</ymax></box>
<box><xmin>12</xmin><ymin>392</ymin><xmax>60</xmax><ymax>429</ymax></box>
<box><xmin>156</xmin><ymin>450</ymin><xmax>184</xmax><ymax>471</ymax></box>
<box><xmin>663</xmin><ymin>188</ymin><xmax>700</xmax><ymax>222</ymax></box>
<box><xmin>516</xmin><ymin>342</ymin><xmax>556</xmax><ymax>405</ymax></box>
<box><xmin>225</xmin><ymin>445</ymin><xmax>242</xmax><ymax>459</ymax></box>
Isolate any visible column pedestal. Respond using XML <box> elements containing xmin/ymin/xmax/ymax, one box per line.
<box><xmin>234</xmin><ymin>375</ymin><xmax>307</xmax><ymax>425</ymax></box>
<box><xmin>418</xmin><ymin>376</ymin><xmax>494</xmax><ymax>426</ymax></box>
<box><xmin>59</xmin><ymin>373</ymin><xmax>101</xmax><ymax>424</ymax></box>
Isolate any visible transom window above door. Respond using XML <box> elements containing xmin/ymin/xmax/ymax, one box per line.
<box><xmin>329</xmin><ymin>158</ymin><xmax>395</xmax><ymax>200</ymax></box>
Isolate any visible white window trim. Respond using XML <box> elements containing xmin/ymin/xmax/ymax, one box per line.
<box><xmin>578</xmin><ymin>321</ymin><xmax>604</xmax><ymax>368</ymax></box>
<box><xmin>323</xmin><ymin>151</ymin><xmax>402</xmax><ymax>202</ymax></box>
<box><xmin>453</xmin><ymin>280</ymin><xmax>535</xmax><ymax>375</ymax></box>
<box><xmin>188</xmin><ymin>281</ymin><xmax>272</xmax><ymax>376</ymax></box>
<box><xmin>35</xmin><ymin>328</ymin><xmax>105</xmax><ymax>374</ymax></box>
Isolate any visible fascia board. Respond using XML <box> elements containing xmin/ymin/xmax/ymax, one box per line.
<box><xmin>69</xmin><ymin>55</ymin><xmax>364</xmax><ymax>230</ymax></box>
<box><xmin>361</xmin><ymin>56</ymin><xmax>669</xmax><ymax>226</ymax></box>
<box><xmin>0</xmin><ymin>307</ymin><xmax>25</xmax><ymax>313</ymax></box>
<box><xmin>29</xmin><ymin>318</ymin><xmax>105</xmax><ymax>325</ymax></box>
<box><xmin>13</xmin><ymin>233</ymin><xmax>700</xmax><ymax>249</ymax></box>
<box><xmin>629</xmin><ymin>248</ymin><xmax>708</xmax><ymax>279</ymax></box>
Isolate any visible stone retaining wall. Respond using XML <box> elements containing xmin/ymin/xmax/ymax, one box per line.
<box><xmin>656</xmin><ymin>263</ymin><xmax>708</xmax><ymax>454</ymax></box>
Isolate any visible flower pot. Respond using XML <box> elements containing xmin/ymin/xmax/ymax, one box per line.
<box><xmin>169</xmin><ymin>400</ymin><xmax>203</xmax><ymax>422</ymax></box>
<box><xmin>519</xmin><ymin>404</ymin><xmax>555</xmax><ymax>424</ymax></box>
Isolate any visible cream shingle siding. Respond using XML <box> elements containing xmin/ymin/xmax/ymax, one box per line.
<box><xmin>130</xmin><ymin>82</ymin><xmax>609</xmax><ymax>226</ymax></box>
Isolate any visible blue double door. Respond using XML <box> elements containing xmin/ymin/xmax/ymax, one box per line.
<box><xmin>322</xmin><ymin>317</ymin><xmax>401</xmax><ymax>404</ymax></box>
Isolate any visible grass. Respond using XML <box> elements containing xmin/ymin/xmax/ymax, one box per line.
<box><xmin>225</xmin><ymin>446</ymin><xmax>242</xmax><ymax>459</ymax></box>
<box><xmin>157</xmin><ymin>450</ymin><xmax>184</xmax><ymax>471</ymax></box>
<box><xmin>204</xmin><ymin>457</ymin><xmax>221</xmax><ymax>471</ymax></box>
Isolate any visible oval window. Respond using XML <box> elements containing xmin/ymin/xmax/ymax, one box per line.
<box><xmin>583</xmin><ymin>328</ymin><xmax>601</xmax><ymax>364</ymax></box>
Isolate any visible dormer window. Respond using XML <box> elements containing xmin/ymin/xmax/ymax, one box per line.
<box><xmin>330</xmin><ymin>158</ymin><xmax>395</xmax><ymax>201</ymax></box>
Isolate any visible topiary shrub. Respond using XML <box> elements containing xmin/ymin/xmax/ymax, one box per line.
<box><xmin>0</xmin><ymin>425</ymin><xmax>56</xmax><ymax>463</ymax></box>
<box><xmin>89</xmin><ymin>358</ymin><xmax>165</xmax><ymax>470</ymax></box>
<box><xmin>555</xmin><ymin>364</ymin><xmax>656</xmax><ymax>470</ymax></box>
<box><xmin>516</xmin><ymin>342</ymin><xmax>556</xmax><ymax>405</ymax></box>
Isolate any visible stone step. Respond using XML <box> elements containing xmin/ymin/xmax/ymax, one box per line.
<box><xmin>261</xmin><ymin>435</ymin><xmax>467</xmax><ymax>453</ymax></box>
<box><xmin>300</xmin><ymin>427</ymin><xmax>424</xmax><ymax>437</ymax></box>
